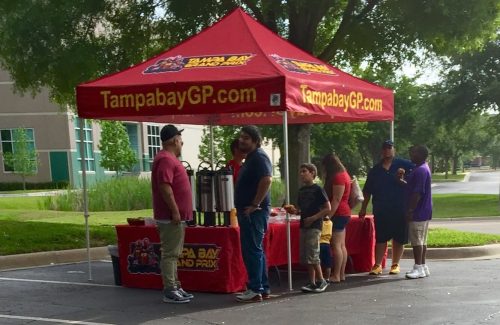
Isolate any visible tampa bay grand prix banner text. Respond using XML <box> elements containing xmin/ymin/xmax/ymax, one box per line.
<box><xmin>126</xmin><ymin>239</ymin><xmax>221</xmax><ymax>275</ymax></box>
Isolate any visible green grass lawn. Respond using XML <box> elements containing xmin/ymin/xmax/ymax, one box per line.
<box><xmin>427</xmin><ymin>228</ymin><xmax>500</xmax><ymax>247</ymax></box>
<box><xmin>0</xmin><ymin>220</ymin><xmax>116</xmax><ymax>255</ymax></box>
<box><xmin>431</xmin><ymin>172</ymin><xmax>467</xmax><ymax>182</ymax></box>
<box><xmin>0</xmin><ymin>194</ymin><xmax>499</xmax><ymax>255</ymax></box>
<box><xmin>432</xmin><ymin>194</ymin><xmax>499</xmax><ymax>218</ymax></box>
<box><xmin>350</xmin><ymin>194</ymin><xmax>499</xmax><ymax>218</ymax></box>
<box><xmin>0</xmin><ymin>196</ymin><xmax>44</xmax><ymax>210</ymax></box>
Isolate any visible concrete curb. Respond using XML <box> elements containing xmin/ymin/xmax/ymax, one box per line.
<box><xmin>2</xmin><ymin>244</ymin><xmax>500</xmax><ymax>272</ymax></box>
<box><xmin>389</xmin><ymin>244</ymin><xmax>500</xmax><ymax>260</ymax></box>
<box><xmin>0</xmin><ymin>247</ymin><xmax>109</xmax><ymax>271</ymax></box>
<box><xmin>431</xmin><ymin>216</ymin><xmax>500</xmax><ymax>222</ymax></box>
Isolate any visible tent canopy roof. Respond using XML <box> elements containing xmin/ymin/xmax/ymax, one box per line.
<box><xmin>76</xmin><ymin>8</ymin><xmax>393</xmax><ymax>125</ymax></box>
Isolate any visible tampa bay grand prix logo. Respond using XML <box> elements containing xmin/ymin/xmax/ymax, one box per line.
<box><xmin>269</xmin><ymin>54</ymin><xmax>336</xmax><ymax>76</ymax></box>
<box><xmin>143</xmin><ymin>54</ymin><xmax>255</xmax><ymax>74</ymax></box>
<box><xmin>126</xmin><ymin>240</ymin><xmax>222</xmax><ymax>274</ymax></box>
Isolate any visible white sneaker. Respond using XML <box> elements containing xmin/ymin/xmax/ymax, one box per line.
<box><xmin>423</xmin><ymin>264</ymin><xmax>430</xmax><ymax>277</ymax></box>
<box><xmin>406</xmin><ymin>265</ymin><xmax>426</xmax><ymax>279</ymax></box>
<box><xmin>236</xmin><ymin>289</ymin><xmax>262</xmax><ymax>302</ymax></box>
<box><xmin>236</xmin><ymin>289</ymin><xmax>253</xmax><ymax>299</ymax></box>
<box><xmin>406</xmin><ymin>264</ymin><xmax>418</xmax><ymax>275</ymax></box>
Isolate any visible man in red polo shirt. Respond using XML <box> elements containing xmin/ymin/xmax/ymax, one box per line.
<box><xmin>152</xmin><ymin>124</ymin><xmax>194</xmax><ymax>304</ymax></box>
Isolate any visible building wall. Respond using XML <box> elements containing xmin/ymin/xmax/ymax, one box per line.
<box><xmin>0</xmin><ymin>70</ymin><xmax>73</xmax><ymax>184</ymax></box>
<box><xmin>137</xmin><ymin>123</ymin><xmax>203</xmax><ymax>173</ymax></box>
<box><xmin>1</xmin><ymin>69</ymin><xmax>281</xmax><ymax>187</ymax></box>
<box><xmin>0</xmin><ymin>113</ymin><xmax>73</xmax><ymax>183</ymax></box>
<box><xmin>0</xmin><ymin>66</ymin><xmax>137</xmax><ymax>188</ymax></box>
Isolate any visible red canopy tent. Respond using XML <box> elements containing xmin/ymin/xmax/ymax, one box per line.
<box><xmin>76</xmin><ymin>7</ymin><xmax>394</xmax><ymax>289</ymax></box>
<box><xmin>77</xmin><ymin>8</ymin><xmax>393</xmax><ymax>124</ymax></box>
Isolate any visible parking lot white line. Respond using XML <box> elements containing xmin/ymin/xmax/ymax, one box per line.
<box><xmin>0</xmin><ymin>277</ymin><xmax>117</xmax><ymax>288</ymax></box>
<box><xmin>0</xmin><ymin>314</ymin><xmax>114</xmax><ymax>325</ymax></box>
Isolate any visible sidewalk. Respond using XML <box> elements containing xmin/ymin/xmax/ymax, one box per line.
<box><xmin>0</xmin><ymin>247</ymin><xmax>109</xmax><ymax>271</ymax></box>
<box><xmin>0</xmin><ymin>190</ymin><xmax>68</xmax><ymax>197</ymax></box>
<box><xmin>430</xmin><ymin>215</ymin><xmax>500</xmax><ymax>235</ymax></box>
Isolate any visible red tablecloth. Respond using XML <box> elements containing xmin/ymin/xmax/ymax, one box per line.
<box><xmin>264</xmin><ymin>216</ymin><xmax>377</xmax><ymax>273</ymax></box>
<box><xmin>115</xmin><ymin>216</ymin><xmax>376</xmax><ymax>293</ymax></box>
<box><xmin>116</xmin><ymin>225</ymin><xmax>247</xmax><ymax>293</ymax></box>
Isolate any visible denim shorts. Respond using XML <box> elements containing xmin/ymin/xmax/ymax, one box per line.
<box><xmin>319</xmin><ymin>243</ymin><xmax>332</xmax><ymax>268</ymax></box>
<box><xmin>332</xmin><ymin>216</ymin><xmax>350</xmax><ymax>232</ymax></box>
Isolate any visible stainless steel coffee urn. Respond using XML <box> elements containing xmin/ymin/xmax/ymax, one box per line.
<box><xmin>182</xmin><ymin>161</ymin><xmax>197</xmax><ymax>226</ymax></box>
<box><xmin>196</xmin><ymin>161</ymin><xmax>216</xmax><ymax>226</ymax></box>
<box><xmin>214</xmin><ymin>162</ymin><xmax>234</xmax><ymax>226</ymax></box>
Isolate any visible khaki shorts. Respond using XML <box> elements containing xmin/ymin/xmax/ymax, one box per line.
<box><xmin>408</xmin><ymin>220</ymin><xmax>430</xmax><ymax>246</ymax></box>
<box><xmin>300</xmin><ymin>228</ymin><xmax>321</xmax><ymax>265</ymax></box>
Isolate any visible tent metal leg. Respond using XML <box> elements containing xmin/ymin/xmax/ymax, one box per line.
<box><xmin>79</xmin><ymin>119</ymin><xmax>92</xmax><ymax>282</ymax></box>
<box><xmin>282</xmin><ymin>113</ymin><xmax>292</xmax><ymax>291</ymax></box>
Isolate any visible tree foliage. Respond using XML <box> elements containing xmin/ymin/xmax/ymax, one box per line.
<box><xmin>2</xmin><ymin>128</ymin><xmax>39</xmax><ymax>190</ymax></box>
<box><xmin>0</xmin><ymin>0</ymin><xmax>175</xmax><ymax>105</ymax></box>
<box><xmin>197</xmin><ymin>126</ymin><xmax>240</xmax><ymax>168</ymax></box>
<box><xmin>98</xmin><ymin>121</ymin><xmax>137</xmax><ymax>175</ymax></box>
<box><xmin>0</xmin><ymin>0</ymin><xmax>497</xmax><ymax>111</ymax></box>
<box><xmin>427</xmin><ymin>114</ymin><xmax>494</xmax><ymax>175</ymax></box>
<box><xmin>435</xmin><ymin>38</ymin><xmax>500</xmax><ymax>120</ymax></box>
<box><xmin>0</xmin><ymin>0</ymin><xmax>498</xmax><ymax>196</ymax></box>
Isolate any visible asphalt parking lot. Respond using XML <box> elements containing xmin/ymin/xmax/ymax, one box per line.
<box><xmin>1</xmin><ymin>258</ymin><xmax>500</xmax><ymax>325</ymax></box>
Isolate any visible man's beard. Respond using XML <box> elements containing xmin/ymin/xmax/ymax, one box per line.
<box><xmin>239</xmin><ymin>144</ymin><xmax>253</xmax><ymax>154</ymax></box>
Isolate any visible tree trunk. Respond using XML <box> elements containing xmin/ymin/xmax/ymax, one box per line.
<box><xmin>22</xmin><ymin>175</ymin><xmax>26</xmax><ymax>191</ymax></box>
<box><xmin>452</xmin><ymin>155</ymin><xmax>460</xmax><ymax>175</ymax></box>
<box><xmin>287</xmin><ymin>124</ymin><xmax>310</xmax><ymax>204</ymax></box>
<box><xmin>444</xmin><ymin>158</ymin><xmax>449</xmax><ymax>179</ymax></box>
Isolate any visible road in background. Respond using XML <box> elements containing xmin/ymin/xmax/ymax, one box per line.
<box><xmin>432</xmin><ymin>218</ymin><xmax>500</xmax><ymax>235</ymax></box>
<box><xmin>432</xmin><ymin>170</ymin><xmax>500</xmax><ymax>195</ymax></box>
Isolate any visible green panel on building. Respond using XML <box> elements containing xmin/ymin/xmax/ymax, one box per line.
<box><xmin>125</xmin><ymin>124</ymin><xmax>141</xmax><ymax>173</ymax></box>
<box><xmin>50</xmin><ymin>151</ymin><xmax>69</xmax><ymax>182</ymax></box>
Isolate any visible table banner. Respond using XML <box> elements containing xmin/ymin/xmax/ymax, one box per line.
<box><xmin>115</xmin><ymin>216</ymin><xmax>377</xmax><ymax>293</ymax></box>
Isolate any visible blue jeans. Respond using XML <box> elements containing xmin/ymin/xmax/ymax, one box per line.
<box><xmin>237</xmin><ymin>208</ymin><xmax>270</xmax><ymax>293</ymax></box>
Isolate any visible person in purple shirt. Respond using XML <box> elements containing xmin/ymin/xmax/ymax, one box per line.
<box><xmin>404</xmin><ymin>145</ymin><xmax>433</xmax><ymax>279</ymax></box>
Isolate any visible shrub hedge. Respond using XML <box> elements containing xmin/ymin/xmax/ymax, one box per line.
<box><xmin>0</xmin><ymin>181</ymin><xmax>69</xmax><ymax>191</ymax></box>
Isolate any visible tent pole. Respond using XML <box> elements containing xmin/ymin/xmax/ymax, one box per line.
<box><xmin>282</xmin><ymin>112</ymin><xmax>292</xmax><ymax>291</ymax></box>
<box><xmin>390</xmin><ymin>121</ymin><xmax>394</xmax><ymax>141</ymax></box>
<box><xmin>78</xmin><ymin>118</ymin><xmax>92</xmax><ymax>282</ymax></box>
<box><xmin>209</xmin><ymin>124</ymin><xmax>214</xmax><ymax>169</ymax></box>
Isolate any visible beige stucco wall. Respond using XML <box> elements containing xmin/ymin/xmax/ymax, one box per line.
<box><xmin>0</xmin><ymin>69</ymin><xmax>73</xmax><ymax>183</ymax></box>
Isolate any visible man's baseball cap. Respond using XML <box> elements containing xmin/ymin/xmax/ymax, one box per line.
<box><xmin>382</xmin><ymin>140</ymin><xmax>394</xmax><ymax>148</ymax></box>
<box><xmin>160</xmin><ymin>124</ymin><xmax>184</xmax><ymax>142</ymax></box>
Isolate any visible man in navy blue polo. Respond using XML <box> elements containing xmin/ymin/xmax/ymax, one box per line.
<box><xmin>234</xmin><ymin>125</ymin><xmax>273</xmax><ymax>303</ymax></box>
<box><xmin>359</xmin><ymin>140</ymin><xmax>414</xmax><ymax>276</ymax></box>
